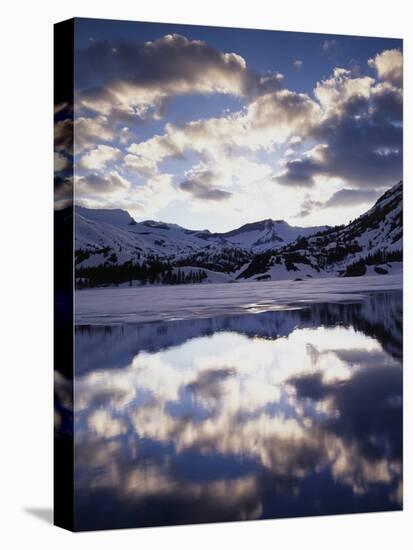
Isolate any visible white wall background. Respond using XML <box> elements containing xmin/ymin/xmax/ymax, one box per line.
<box><xmin>0</xmin><ymin>0</ymin><xmax>411</xmax><ymax>548</ymax></box>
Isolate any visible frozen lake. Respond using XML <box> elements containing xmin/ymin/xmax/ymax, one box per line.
<box><xmin>66</xmin><ymin>275</ymin><xmax>404</xmax><ymax>529</ymax></box>
<box><xmin>75</xmin><ymin>274</ymin><xmax>403</xmax><ymax>325</ymax></box>
<box><xmin>72</xmin><ymin>291</ymin><xmax>403</xmax><ymax>530</ymax></box>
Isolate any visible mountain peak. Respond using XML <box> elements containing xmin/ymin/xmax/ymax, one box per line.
<box><xmin>374</xmin><ymin>180</ymin><xmax>402</xmax><ymax>207</ymax></box>
<box><xmin>222</xmin><ymin>218</ymin><xmax>288</xmax><ymax>237</ymax></box>
<box><xmin>74</xmin><ymin>181</ymin><xmax>402</xmax><ymax>286</ymax></box>
<box><xmin>75</xmin><ymin>205</ymin><xmax>137</xmax><ymax>227</ymax></box>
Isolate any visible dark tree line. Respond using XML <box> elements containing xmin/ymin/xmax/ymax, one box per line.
<box><xmin>175</xmin><ymin>246</ymin><xmax>250</xmax><ymax>273</ymax></box>
<box><xmin>343</xmin><ymin>249</ymin><xmax>402</xmax><ymax>277</ymax></box>
<box><xmin>75</xmin><ymin>260</ymin><xmax>208</xmax><ymax>288</ymax></box>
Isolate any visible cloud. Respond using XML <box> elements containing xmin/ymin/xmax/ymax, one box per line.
<box><xmin>322</xmin><ymin>39</ymin><xmax>337</xmax><ymax>52</ymax></box>
<box><xmin>54</xmin><ymin>101</ymin><xmax>70</xmax><ymax>116</ymax></box>
<box><xmin>276</xmin><ymin>158</ymin><xmax>320</xmax><ymax>187</ymax></box>
<box><xmin>118</xmin><ymin>173</ymin><xmax>177</xmax><ymax>218</ymax></box>
<box><xmin>75</xmin><ymin>116</ymin><xmax>117</xmax><ymax>152</ymax></box>
<box><xmin>314</xmin><ymin>68</ymin><xmax>375</xmax><ymax>112</ymax></box>
<box><xmin>276</xmin><ymin>60</ymin><xmax>403</xmax><ymax>189</ymax></box>
<box><xmin>127</xmin><ymin>89</ymin><xmax>320</xmax><ymax>171</ymax></box>
<box><xmin>54</xmin><ymin>118</ymin><xmax>73</xmax><ymax>154</ymax></box>
<box><xmin>54</xmin><ymin>152</ymin><xmax>69</xmax><ymax>172</ymax></box>
<box><xmin>73</xmin><ymin>317</ymin><xmax>401</xmax><ymax>522</ymax></box>
<box><xmin>246</xmin><ymin>90</ymin><xmax>320</xmax><ymax>141</ymax></box>
<box><xmin>75</xmin><ymin>34</ymin><xmax>284</xmax><ymax>120</ymax></box>
<box><xmin>56</xmin><ymin>114</ymin><xmax>121</xmax><ymax>156</ymax></box>
<box><xmin>75</xmin><ymin>171</ymin><xmax>177</xmax><ymax>220</ymax></box>
<box><xmin>180</xmin><ymin>164</ymin><xmax>232</xmax><ymax>201</ymax></box>
<box><xmin>369</xmin><ymin>49</ymin><xmax>403</xmax><ymax>87</ymax></box>
<box><xmin>187</xmin><ymin>367</ymin><xmax>236</xmax><ymax>399</ymax></box>
<box><xmin>80</xmin><ymin>145</ymin><xmax>121</xmax><ymax>170</ymax></box>
<box><xmin>125</xmin><ymin>133</ymin><xmax>183</xmax><ymax>177</ymax></box>
<box><xmin>276</xmin><ymin>144</ymin><xmax>327</xmax><ymax>187</ymax></box>
<box><xmin>54</xmin><ymin>176</ymin><xmax>73</xmax><ymax>209</ymax></box>
<box><xmin>372</xmin><ymin>82</ymin><xmax>403</xmax><ymax>121</ymax></box>
<box><xmin>293</xmin><ymin>195</ymin><xmax>323</xmax><ymax>218</ymax></box>
<box><xmin>75</xmin><ymin>171</ymin><xmax>130</xmax><ymax>196</ymax></box>
<box><xmin>123</xmin><ymin>153</ymin><xmax>158</xmax><ymax>178</ymax></box>
<box><xmin>88</xmin><ymin>409</ymin><xmax>127</xmax><ymax>439</ymax></box>
<box><xmin>124</xmin><ymin>51</ymin><xmax>402</xmax><ymax>221</ymax></box>
<box><xmin>124</xmin><ymin>87</ymin><xmax>318</xmax><ymax>215</ymax></box>
<box><xmin>325</xmin><ymin>188</ymin><xmax>380</xmax><ymax>207</ymax></box>
<box><xmin>71</xmin><ymin>40</ymin><xmax>402</xmax><ymax>226</ymax></box>
<box><xmin>293</xmin><ymin>186</ymin><xmax>379</xmax><ymax>218</ymax></box>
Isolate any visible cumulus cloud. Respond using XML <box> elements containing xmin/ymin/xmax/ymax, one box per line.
<box><xmin>75</xmin><ymin>171</ymin><xmax>130</xmax><ymax>196</ymax></box>
<box><xmin>369</xmin><ymin>49</ymin><xmax>403</xmax><ymax>87</ymax></box>
<box><xmin>123</xmin><ymin>153</ymin><xmax>158</xmax><ymax>178</ymax></box>
<box><xmin>372</xmin><ymin>82</ymin><xmax>403</xmax><ymax>121</ymax></box>
<box><xmin>276</xmin><ymin>144</ymin><xmax>328</xmax><ymax>187</ymax></box>
<box><xmin>54</xmin><ymin>152</ymin><xmax>69</xmax><ymax>172</ymax></box>
<box><xmin>125</xmin><ymin>132</ymin><xmax>183</xmax><ymax>177</ymax></box>
<box><xmin>276</xmin><ymin>158</ymin><xmax>320</xmax><ymax>187</ymax></box>
<box><xmin>75</xmin><ymin>170</ymin><xmax>177</xmax><ymax>220</ymax></box>
<box><xmin>54</xmin><ymin>118</ymin><xmax>73</xmax><ymax>154</ymax></box>
<box><xmin>247</xmin><ymin>89</ymin><xmax>321</xmax><ymax>140</ymax></box>
<box><xmin>325</xmin><ymin>188</ymin><xmax>380</xmax><ymax>207</ymax></box>
<box><xmin>124</xmin><ymin>51</ymin><xmax>403</xmax><ymax>214</ymax></box>
<box><xmin>314</xmin><ymin>68</ymin><xmax>375</xmax><ymax>112</ymax></box>
<box><xmin>70</xmin><ymin>37</ymin><xmax>403</xmax><ymax>224</ymax></box>
<box><xmin>293</xmin><ymin>186</ymin><xmax>380</xmax><ymax>218</ymax></box>
<box><xmin>75</xmin><ymin>115</ymin><xmax>117</xmax><ymax>152</ymax></box>
<box><xmin>54</xmin><ymin>175</ymin><xmax>73</xmax><ymax>209</ymax></box>
<box><xmin>127</xmin><ymin>89</ymin><xmax>320</xmax><ymax>173</ymax></box>
<box><xmin>75</xmin><ymin>34</ymin><xmax>284</xmax><ymax>121</ymax></box>
<box><xmin>124</xmin><ymin>87</ymin><xmax>319</xmax><ymax>209</ymax></box>
<box><xmin>276</xmin><ymin>60</ymin><xmax>403</xmax><ymax>190</ymax></box>
<box><xmin>180</xmin><ymin>164</ymin><xmax>232</xmax><ymax>201</ymax></box>
<box><xmin>88</xmin><ymin>409</ymin><xmax>127</xmax><ymax>439</ymax></box>
<box><xmin>118</xmin><ymin>173</ymin><xmax>178</xmax><ymax>219</ymax></box>
<box><xmin>80</xmin><ymin>145</ymin><xmax>121</xmax><ymax>170</ymax></box>
<box><xmin>56</xmin><ymin>115</ymin><xmax>120</xmax><ymax>155</ymax></box>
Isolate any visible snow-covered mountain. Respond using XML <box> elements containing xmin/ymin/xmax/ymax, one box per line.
<box><xmin>238</xmin><ymin>180</ymin><xmax>403</xmax><ymax>282</ymax></box>
<box><xmin>205</xmin><ymin>219</ymin><xmax>327</xmax><ymax>251</ymax></box>
<box><xmin>74</xmin><ymin>206</ymin><xmax>325</xmax><ymax>270</ymax></box>
<box><xmin>74</xmin><ymin>181</ymin><xmax>402</xmax><ymax>286</ymax></box>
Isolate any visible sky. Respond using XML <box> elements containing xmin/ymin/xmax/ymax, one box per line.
<box><xmin>54</xmin><ymin>18</ymin><xmax>403</xmax><ymax>232</ymax></box>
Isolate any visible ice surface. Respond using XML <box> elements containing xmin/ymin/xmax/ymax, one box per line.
<box><xmin>75</xmin><ymin>273</ymin><xmax>402</xmax><ymax>325</ymax></box>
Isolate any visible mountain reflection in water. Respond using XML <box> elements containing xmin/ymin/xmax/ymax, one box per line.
<box><xmin>73</xmin><ymin>292</ymin><xmax>402</xmax><ymax>530</ymax></box>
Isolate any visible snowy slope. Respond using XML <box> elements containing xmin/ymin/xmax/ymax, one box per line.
<box><xmin>75</xmin><ymin>207</ymin><xmax>219</xmax><ymax>261</ymax></box>
<box><xmin>204</xmin><ymin>219</ymin><xmax>326</xmax><ymax>251</ymax></box>
<box><xmin>75</xmin><ymin>207</ymin><xmax>326</xmax><ymax>267</ymax></box>
<box><xmin>335</xmin><ymin>180</ymin><xmax>402</xmax><ymax>261</ymax></box>
<box><xmin>237</xmin><ymin>181</ymin><xmax>403</xmax><ymax>281</ymax></box>
<box><xmin>74</xmin><ymin>181</ymin><xmax>402</xmax><ymax>286</ymax></box>
<box><xmin>75</xmin><ymin>206</ymin><xmax>136</xmax><ymax>228</ymax></box>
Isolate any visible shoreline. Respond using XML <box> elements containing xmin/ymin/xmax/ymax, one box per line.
<box><xmin>74</xmin><ymin>273</ymin><xmax>402</xmax><ymax>326</ymax></box>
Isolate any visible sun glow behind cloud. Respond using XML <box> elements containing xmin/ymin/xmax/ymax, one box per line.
<box><xmin>57</xmin><ymin>21</ymin><xmax>403</xmax><ymax>231</ymax></box>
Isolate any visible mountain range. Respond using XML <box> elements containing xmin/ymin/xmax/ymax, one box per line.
<box><xmin>73</xmin><ymin>180</ymin><xmax>402</xmax><ymax>287</ymax></box>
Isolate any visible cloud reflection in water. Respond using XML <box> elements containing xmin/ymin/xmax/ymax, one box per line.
<box><xmin>73</xmin><ymin>292</ymin><xmax>402</xmax><ymax>530</ymax></box>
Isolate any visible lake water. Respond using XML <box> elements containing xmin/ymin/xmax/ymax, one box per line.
<box><xmin>73</xmin><ymin>289</ymin><xmax>402</xmax><ymax>530</ymax></box>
